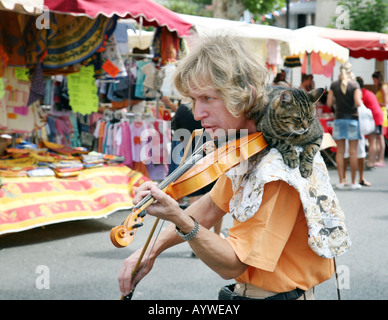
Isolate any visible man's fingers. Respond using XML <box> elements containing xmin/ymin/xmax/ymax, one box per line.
<box><xmin>150</xmin><ymin>186</ymin><xmax>171</xmax><ymax>205</ymax></box>
<box><xmin>133</xmin><ymin>182</ymin><xmax>158</xmax><ymax>205</ymax></box>
<box><xmin>134</xmin><ymin>181</ymin><xmax>157</xmax><ymax>194</ymax></box>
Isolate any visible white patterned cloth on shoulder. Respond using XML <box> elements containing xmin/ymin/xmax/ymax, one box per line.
<box><xmin>225</xmin><ymin>148</ymin><xmax>351</xmax><ymax>259</ymax></box>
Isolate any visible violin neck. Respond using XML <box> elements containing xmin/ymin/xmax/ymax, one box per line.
<box><xmin>134</xmin><ymin>153</ymin><xmax>203</xmax><ymax>209</ymax></box>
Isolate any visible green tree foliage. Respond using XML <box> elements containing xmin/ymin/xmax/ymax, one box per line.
<box><xmin>241</xmin><ymin>0</ymin><xmax>286</xmax><ymax>15</ymax></box>
<box><xmin>334</xmin><ymin>0</ymin><xmax>387</xmax><ymax>33</ymax></box>
<box><xmin>165</xmin><ymin>0</ymin><xmax>213</xmax><ymax>17</ymax></box>
<box><xmin>165</xmin><ymin>0</ymin><xmax>286</xmax><ymax>21</ymax></box>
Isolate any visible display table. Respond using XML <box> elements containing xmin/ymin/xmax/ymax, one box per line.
<box><xmin>318</xmin><ymin>111</ymin><xmax>337</xmax><ymax>167</ymax></box>
<box><xmin>318</xmin><ymin>114</ymin><xmax>334</xmax><ymax>135</ymax></box>
<box><xmin>0</xmin><ymin>165</ymin><xmax>149</xmax><ymax>236</ymax></box>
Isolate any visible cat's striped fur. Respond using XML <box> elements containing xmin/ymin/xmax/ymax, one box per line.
<box><xmin>256</xmin><ymin>86</ymin><xmax>324</xmax><ymax>178</ymax></box>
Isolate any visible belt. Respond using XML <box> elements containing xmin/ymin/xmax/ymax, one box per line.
<box><xmin>218</xmin><ymin>284</ymin><xmax>305</xmax><ymax>301</ymax></box>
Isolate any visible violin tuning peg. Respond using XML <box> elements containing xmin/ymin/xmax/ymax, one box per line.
<box><xmin>138</xmin><ymin>210</ymin><xmax>147</xmax><ymax>218</ymax></box>
<box><xmin>131</xmin><ymin>223</ymin><xmax>143</xmax><ymax>229</ymax></box>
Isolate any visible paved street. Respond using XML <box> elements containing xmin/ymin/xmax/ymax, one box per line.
<box><xmin>1</xmin><ymin>156</ymin><xmax>387</xmax><ymax>300</ymax></box>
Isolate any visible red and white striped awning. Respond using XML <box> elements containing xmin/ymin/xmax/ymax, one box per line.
<box><xmin>0</xmin><ymin>0</ymin><xmax>193</xmax><ymax>37</ymax></box>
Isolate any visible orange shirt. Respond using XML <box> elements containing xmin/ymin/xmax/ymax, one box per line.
<box><xmin>210</xmin><ymin>174</ymin><xmax>334</xmax><ymax>292</ymax></box>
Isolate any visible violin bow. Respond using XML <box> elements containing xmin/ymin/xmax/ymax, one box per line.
<box><xmin>121</xmin><ymin>129</ymin><xmax>205</xmax><ymax>300</ymax></box>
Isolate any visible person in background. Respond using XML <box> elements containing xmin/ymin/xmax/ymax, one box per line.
<box><xmin>299</xmin><ymin>74</ymin><xmax>314</xmax><ymax>92</ymax></box>
<box><xmin>343</xmin><ymin>137</ymin><xmax>370</xmax><ymax>187</ymax></box>
<box><xmin>272</xmin><ymin>69</ymin><xmax>291</xmax><ymax>87</ymax></box>
<box><xmin>327</xmin><ymin>62</ymin><xmax>363</xmax><ymax>190</ymax></box>
<box><xmin>372</xmin><ymin>71</ymin><xmax>387</xmax><ymax>167</ymax></box>
<box><xmin>161</xmin><ymin>95</ymin><xmax>178</xmax><ymax>112</ymax></box>
<box><xmin>356</xmin><ymin>76</ymin><xmax>384</xmax><ymax>170</ymax></box>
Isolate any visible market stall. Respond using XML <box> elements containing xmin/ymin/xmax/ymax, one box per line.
<box><xmin>0</xmin><ymin>0</ymin><xmax>192</xmax><ymax>235</ymax></box>
<box><xmin>288</xmin><ymin>27</ymin><xmax>349</xmax><ymax>79</ymax></box>
<box><xmin>293</xmin><ymin>26</ymin><xmax>388</xmax><ymax>141</ymax></box>
<box><xmin>179</xmin><ymin>13</ymin><xmax>292</xmax><ymax>67</ymax></box>
<box><xmin>294</xmin><ymin>26</ymin><xmax>388</xmax><ymax>61</ymax></box>
<box><xmin>179</xmin><ymin>13</ymin><xmax>349</xmax><ymax>80</ymax></box>
<box><xmin>0</xmin><ymin>164</ymin><xmax>148</xmax><ymax>236</ymax></box>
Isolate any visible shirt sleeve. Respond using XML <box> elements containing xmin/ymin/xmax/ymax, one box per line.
<box><xmin>226</xmin><ymin>180</ymin><xmax>302</xmax><ymax>272</ymax></box>
<box><xmin>209</xmin><ymin>174</ymin><xmax>233</xmax><ymax>213</ymax></box>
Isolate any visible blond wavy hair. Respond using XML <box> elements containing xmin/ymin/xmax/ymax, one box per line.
<box><xmin>173</xmin><ymin>34</ymin><xmax>268</xmax><ymax>120</ymax></box>
<box><xmin>339</xmin><ymin>61</ymin><xmax>355</xmax><ymax>94</ymax></box>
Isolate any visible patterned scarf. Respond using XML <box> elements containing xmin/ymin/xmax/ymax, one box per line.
<box><xmin>225</xmin><ymin>148</ymin><xmax>351</xmax><ymax>259</ymax></box>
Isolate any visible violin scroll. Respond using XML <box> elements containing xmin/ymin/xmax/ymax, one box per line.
<box><xmin>110</xmin><ymin>208</ymin><xmax>147</xmax><ymax>248</ymax></box>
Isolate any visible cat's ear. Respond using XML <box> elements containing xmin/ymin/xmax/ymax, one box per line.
<box><xmin>308</xmin><ymin>88</ymin><xmax>325</xmax><ymax>104</ymax></box>
<box><xmin>279</xmin><ymin>90</ymin><xmax>293</xmax><ymax>107</ymax></box>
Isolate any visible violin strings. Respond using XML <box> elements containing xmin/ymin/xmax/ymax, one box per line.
<box><xmin>133</xmin><ymin>140</ymin><xmax>209</xmax><ymax>210</ymax></box>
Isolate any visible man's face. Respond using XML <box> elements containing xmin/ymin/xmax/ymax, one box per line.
<box><xmin>189</xmin><ymin>87</ymin><xmax>256</xmax><ymax>139</ymax></box>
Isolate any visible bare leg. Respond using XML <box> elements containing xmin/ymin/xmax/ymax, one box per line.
<box><xmin>348</xmin><ymin>139</ymin><xmax>358</xmax><ymax>185</ymax></box>
<box><xmin>367</xmin><ymin>134</ymin><xmax>377</xmax><ymax>167</ymax></box>
<box><xmin>335</xmin><ymin>139</ymin><xmax>346</xmax><ymax>184</ymax></box>
<box><xmin>375</xmin><ymin>134</ymin><xmax>386</xmax><ymax>166</ymax></box>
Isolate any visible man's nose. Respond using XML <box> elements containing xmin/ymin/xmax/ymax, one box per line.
<box><xmin>193</xmin><ymin>102</ymin><xmax>208</xmax><ymax>121</ymax></box>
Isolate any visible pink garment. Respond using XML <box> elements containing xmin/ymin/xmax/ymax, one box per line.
<box><xmin>302</xmin><ymin>52</ymin><xmax>335</xmax><ymax>78</ymax></box>
<box><xmin>266</xmin><ymin>39</ymin><xmax>282</xmax><ymax>66</ymax></box>
<box><xmin>89</xmin><ymin>112</ymin><xmax>104</xmax><ymax>126</ymax></box>
<box><xmin>130</xmin><ymin>121</ymin><xmax>149</xmax><ymax>163</ymax></box>
<box><xmin>55</xmin><ymin>116</ymin><xmax>73</xmax><ymax>145</ymax></box>
<box><xmin>361</xmin><ymin>88</ymin><xmax>384</xmax><ymax>126</ymax></box>
<box><xmin>119</xmin><ymin>121</ymin><xmax>133</xmax><ymax>167</ymax></box>
<box><xmin>149</xmin><ymin>120</ymin><xmax>170</xmax><ymax>164</ymax></box>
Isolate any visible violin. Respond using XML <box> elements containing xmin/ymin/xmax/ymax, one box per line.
<box><xmin>110</xmin><ymin>131</ymin><xmax>267</xmax><ymax>248</ymax></box>
<box><xmin>110</xmin><ymin>131</ymin><xmax>267</xmax><ymax>299</ymax></box>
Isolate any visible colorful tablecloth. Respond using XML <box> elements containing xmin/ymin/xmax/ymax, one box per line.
<box><xmin>0</xmin><ymin>165</ymin><xmax>149</xmax><ymax>235</ymax></box>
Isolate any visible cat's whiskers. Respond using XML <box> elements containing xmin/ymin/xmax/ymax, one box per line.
<box><xmin>286</xmin><ymin>131</ymin><xmax>295</xmax><ymax>141</ymax></box>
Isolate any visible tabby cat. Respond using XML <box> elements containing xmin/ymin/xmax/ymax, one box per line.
<box><xmin>256</xmin><ymin>86</ymin><xmax>324</xmax><ymax>178</ymax></box>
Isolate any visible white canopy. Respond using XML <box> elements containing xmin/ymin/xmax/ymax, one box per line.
<box><xmin>178</xmin><ymin>13</ymin><xmax>292</xmax><ymax>64</ymax></box>
<box><xmin>128</xmin><ymin>29</ymin><xmax>155</xmax><ymax>50</ymax></box>
<box><xmin>179</xmin><ymin>14</ymin><xmax>349</xmax><ymax>65</ymax></box>
<box><xmin>289</xmin><ymin>27</ymin><xmax>349</xmax><ymax>63</ymax></box>
<box><xmin>0</xmin><ymin>0</ymin><xmax>44</xmax><ymax>14</ymax></box>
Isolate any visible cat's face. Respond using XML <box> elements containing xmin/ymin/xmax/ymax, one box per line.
<box><xmin>272</xmin><ymin>88</ymin><xmax>324</xmax><ymax>135</ymax></box>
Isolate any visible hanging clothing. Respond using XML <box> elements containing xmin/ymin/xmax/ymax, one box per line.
<box><xmin>302</xmin><ymin>52</ymin><xmax>335</xmax><ymax>78</ymax></box>
<box><xmin>152</xmin><ymin>26</ymin><xmax>180</xmax><ymax>66</ymax></box>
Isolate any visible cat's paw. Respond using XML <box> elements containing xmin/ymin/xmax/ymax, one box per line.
<box><xmin>300</xmin><ymin>164</ymin><xmax>313</xmax><ymax>178</ymax></box>
<box><xmin>283</xmin><ymin>154</ymin><xmax>299</xmax><ymax>169</ymax></box>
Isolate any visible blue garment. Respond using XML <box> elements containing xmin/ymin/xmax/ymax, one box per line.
<box><xmin>332</xmin><ymin>119</ymin><xmax>361</xmax><ymax>140</ymax></box>
<box><xmin>134</xmin><ymin>60</ymin><xmax>151</xmax><ymax>99</ymax></box>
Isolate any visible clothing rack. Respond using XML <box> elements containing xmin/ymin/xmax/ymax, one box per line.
<box><xmin>125</xmin><ymin>52</ymin><xmax>163</xmax><ymax>120</ymax></box>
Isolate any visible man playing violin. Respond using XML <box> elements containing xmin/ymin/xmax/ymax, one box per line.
<box><xmin>118</xmin><ymin>35</ymin><xmax>349</xmax><ymax>300</ymax></box>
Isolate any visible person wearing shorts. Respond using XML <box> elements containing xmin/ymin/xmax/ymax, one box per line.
<box><xmin>344</xmin><ymin>135</ymin><xmax>371</xmax><ymax>187</ymax></box>
<box><xmin>327</xmin><ymin>63</ymin><xmax>363</xmax><ymax>190</ymax></box>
